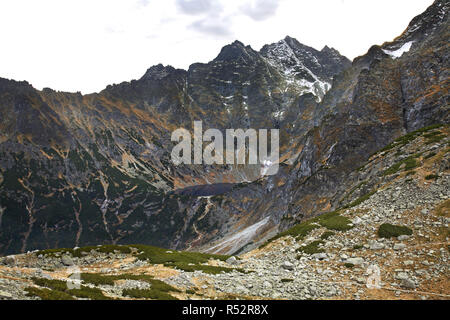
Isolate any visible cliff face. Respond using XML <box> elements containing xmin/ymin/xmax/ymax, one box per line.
<box><xmin>0</xmin><ymin>34</ymin><xmax>349</xmax><ymax>255</ymax></box>
<box><xmin>0</xmin><ymin>1</ymin><xmax>448</xmax><ymax>256</ymax></box>
<box><xmin>1</xmin><ymin>120</ymin><xmax>448</xmax><ymax>301</ymax></box>
<box><xmin>198</xmin><ymin>0</ymin><xmax>449</xmax><ymax>254</ymax></box>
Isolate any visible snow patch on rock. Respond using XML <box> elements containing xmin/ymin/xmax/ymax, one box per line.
<box><xmin>383</xmin><ymin>41</ymin><xmax>415</xmax><ymax>59</ymax></box>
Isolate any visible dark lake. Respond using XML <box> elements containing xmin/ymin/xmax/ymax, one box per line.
<box><xmin>173</xmin><ymin>183</ymin><xmax>236</xmax><ymax>197</ymax></box>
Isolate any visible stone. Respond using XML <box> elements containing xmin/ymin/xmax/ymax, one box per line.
<box><xmin>235</xmin><ymin>285</ymin><xmax>248</xmax><ymax>294</ymax></box>
<box><xmin>272</xmin><ymin>292</ymin><xmax>281</xmax><ymax>299</ymax></box>
<box><xmin>346</xmin><ymin>257</ymin><xmax>364</xmax><ymax>266</ymax></box>
<box><xmin>369</xmin><ymin>241</ymin><xmax>384</xmax><ymax>250</ymax></box>
<box><xmin>61</xmin><ymin>255</ymin><xmax>74</xmax><ymax>266</ymax></box>
<box><xmin>401</xmin><ymin>278</ymin><xmax>416</xmax><ymax>289</ymax></box>
<box><xmin>356</xmin><ymin>277</ymin><xmax>366</xmax><ymax>284</ymax></box>
<box><xmin>393</xmin><ymin>243</ymin><xmax>406</xmax><ymax>251</ymax></box>
<box><xmin>0</xmin><ymin>290</ymin><xmax>13</xmax><ymax>298</ymax></box>
<box><xmin>396</xmin><ymin>272</ymin><xmax>409</xmax><ymax>280</ymax></box>
<box><xmin>312</xmin><ymin>253</ymin><xmax>327</xmax><ymax>260</ymax></box>
<box><xmin>2</xmin><ymin>256</ymin><xmax>15</xmax><ymax>266</ymax></box>
<box><xmin>263</xmin><ymin>281</ymin><xmax>272</xmax><ymax>289</ymax></box>
<box><xmin>397</xmin><ymin>235</ymin><xmax>410</xmax><ymax>241</ymax></box>
<box><xmin>281</xmin><ymin>261</ymin><xmax>294</xmax><ymax>271</ymax></box>
<box><xmin>226</xmin><ymin>256</ymin><xmax>238</xmax><ymax>265</ymax></box>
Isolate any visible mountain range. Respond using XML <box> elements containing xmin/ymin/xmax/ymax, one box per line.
<box><xmin>0</xmin><ymin>0</ymin><xmax>448</xmax><ymax>258</ymax></box>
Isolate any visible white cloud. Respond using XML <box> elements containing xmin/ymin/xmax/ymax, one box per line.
<box><xmin>240</xmin><ymin>0</ymin><xmax>279</xmax><ymax>21</ymax></box>
<box><xmin>175</xmin><ymin>0</ymin><xmax>220</xmax><ymax>15</ymax></box>
<box><xmin>137</xmin><ymin>0</ymin><xmax>151</xmax><ymax>7</ymax></box>
<box><xmin>0</xmin><ymin>0</ymin><xmax>434</xmax><ymax>93</ymax></box>
<box><xmin>189</xmin><ymin>16</ymin><xmax>233</xmax><ymax>37</ymax></box>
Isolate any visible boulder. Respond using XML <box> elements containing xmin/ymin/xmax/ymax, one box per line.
<box><xmin>226</xmin><ymin>256</ymin><xmax>238</xmax><ymax>265</ymax></box>
<box><xmin>61</xmin><ymin>255</ymin><xmax>74</xmax><ymax>266</ymax></box>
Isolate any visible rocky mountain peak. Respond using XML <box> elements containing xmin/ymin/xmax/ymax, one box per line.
<box><xmin>140</xmin><ymin>64</ymin><xmax>178</xmax><ymax>81</ymax></box>
<box><xmin>321</xmin><ymin>45</ymin><xmax>344</xmax><ymax>59</ymax></box>
<box><xmin>353</xmin><ymin>45</ymin><xmax>389</xmax><ymax>68</ymax></box>
<box><xmin>0</xmin><ymin>77</ymin><xmax>33</xmax><ymax>93</ymax></box>
<box><xmin>260</xmin><ymin>36</ymin><xmax>350</xmax><ymax>100</ymax></box>
<box><xmin>384</xmin><ymin>0</ymin><xmax>449</xmax><ymax>50</ymax></box>
<box><xmin>214</xmin><ymin>40</ymin><xmax>257</xmax><ymax>64</ymax></box>
<box><xmin>282</xmin><ymin>35</ymin><xmax>300</xmax><ymax>48</ymax></box>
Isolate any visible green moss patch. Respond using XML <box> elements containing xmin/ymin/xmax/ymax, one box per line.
<box><xmin>31</xmin><ymin>278</ymin><xmax>68</xmax><ymax>292</ymax></box>
<box><xmin>37</xmin><ymin>244</ymin><xmax>231</xmax><ymax>276</ymax></box>
<box><xmin>67</xmin><ymin>287</ymin><xmax>110</xmax><ymax>300</ymax></box>
<box><xmin>319</xmin><ymin>215</ymin><xmax>353</xmax><ymax>231</ymax></box>
<box><xmin>261</xmin><ymin>210</ymin><xmax>354</xmax><ymax>248</ymax></box>
<box><xmin>102</xmin><ymin>275</ymin><xmax>181</xmax><ymax>300</ymax></box>
<box><xmin>31</xmin><ymin>273</ymin><xmax>181</xmax><ymax>300</ymax></box>
<box><xmin>425</xmin><ymin>134</ymin><xmax>446</xmax><ymax>145</ymax></box>
<box><xmin>36</xmin><ymin>244</ymin><xmax>132</xmax><ymax>258</ymax></box>
<box><xmin>296</xmin><ymin>241</ymin><xmax>324</xmax><ymax>255</ymax></box>
<box><xmin>383</xmin><ymin>156</ymin><xmax>420</xmax><ymax>176</ymax></box>
<box><xmin>131</xmin><ymin>244</ymin><xmax>229</xmax><ymax>266</ymax></box>
<box><xmin>146</xmin><ymin>279</ymin><xmax>181</xmax><ymax>293</ymax></box>
<box><xmin>30</xmin><ymin>278</ymin><xmax>111</xmax><ymax>300</ymax></box>
<box><xmin>80</xmin><ymin>273</ymin><xmax>180</xmax><ymax>294</ymax></box>
<box><xmin>259</xmin><ymin>221</ymin><xmax>320</xmax><ymax>248</ymax></box>
<box><xmin>378</xmin><ymin>223</ymin><xmax>413</xmax><ymax>238</ymax></box>
<box><xmin>320</xmin><ymin>231</ymin><xmax>335</xmax><ymax>240</ymax></box>
<box><xmin>25</xmin><ymin>287</ymin><xmax>75</xmax><ymax>300</ymax></box>
<box><xmin>80</xmin><ymin>273</ymin><xmax>117</xmax><ymax>286</ymax></box>
<box><xmin>80</xmin><ymin>273</ymin><xmax>156</xmax><ymax>286</ymax></box>
<box><xmin>344</xmin><ymin>263</ymin><xmax>355</xmax><ymax>268</ymax></box>
<box><xmin>272</xmin><ymin>223</ymin><xmax>320</xmax><ymax>243</ymax></box>
<box><xmin>375</xmin><ymin>124</ymin><xmax>445</xmax><ymax>155</ymax></box>
<box><xmin>122</xmin><ymin>288</ymin><xmax>178</xmax><ymax>300</ymax></box>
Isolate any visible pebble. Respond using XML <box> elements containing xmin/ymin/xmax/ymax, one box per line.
<box><xmin>393</xmin><ymin>243</ymin><xmax>406</xmax><ymax>251</ymax></box>
<box><xmin>281</xmin><ymin>261</ymin><xmax>294</xmax><ymax>271</ymax></box>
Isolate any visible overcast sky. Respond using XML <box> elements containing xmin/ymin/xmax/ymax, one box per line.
<box><xmin>0</xmin><ymin>0</ymin><xmax>434</xmax><ymax>94</ymax></box>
